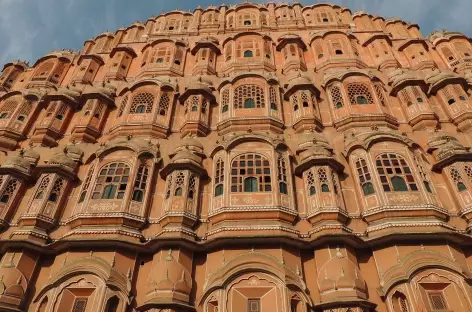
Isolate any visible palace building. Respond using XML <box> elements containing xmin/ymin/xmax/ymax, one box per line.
<box><xmin>1</xmin><ymin>1</ymin><xmax>472</xmax><ymax>311</ymax></box>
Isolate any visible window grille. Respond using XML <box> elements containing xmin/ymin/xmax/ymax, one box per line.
<box><xmin>234</xmin><ymin>85</ymin><xmax>265</xmax><ymax>109</ymax></box>
<box><xmin>129</xmin><ymin>92</ymin><xmax>154</xmax><ymax>114</ymax></box>
<box><xmin>215</xmin><ymin>158</ymin><xmax>224</xmax><ymax>196</ymax></box>
<box><xmin>92</xmin><ymin>163</ymin><xmax>130</xmax><ymax>200</ymax></box>
<box><xmin>356</xmin><ymin>158</ymin><xmax>375</xmax><ymax>195</ymax></box>
<box><xmin>231</xmin><ymin>154</ymin><xmax>271</xmax><ymax>192</ymax></box>
<box><xmin>347</xmin><ymin>83</ymin><xmax>375</xmax><ymax>105</ymax></box>
<box><xmin>376</xmin><ymin>154</ymin><xmax>417</xmax><ymax>192</ymax></box>
<box><xmin>132</xmin><ymin>162</ymin><xmax>149</xmax><ymax>202</ymax></box>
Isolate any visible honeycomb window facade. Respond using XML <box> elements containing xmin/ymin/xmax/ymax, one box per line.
<box><xmin>2</xmin><ymin>2</ymin><xmax>472</xmax><ymax>312</ymax></box>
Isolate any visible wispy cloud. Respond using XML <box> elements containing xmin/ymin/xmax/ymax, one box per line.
<box><xmin>0</xmin><ymin>0</ymin><xmax>470</xmax><ymax>66</ymax></box>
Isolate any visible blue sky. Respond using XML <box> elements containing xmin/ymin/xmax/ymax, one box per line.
<box><xmin>0</xmin><ymin>0</ymin><xmax>471</xmax><ymax>66</ymax></box>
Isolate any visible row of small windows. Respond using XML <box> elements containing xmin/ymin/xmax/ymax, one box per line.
<box><xmin>354</xmin><ymin>153</ymin><xmax>434</xmax><ymax>197</ymax></box>
<box><xmin>1</xmin><ymin>155</ymin><xmax>471</xmax><ymax>211</ymax></box>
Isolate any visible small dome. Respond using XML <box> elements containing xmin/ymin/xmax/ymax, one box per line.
<box><xmin>48</xmin><ymin>152</ymin><xmax>77</xmax><ymax>170</ymax></box>
<box><xmin>2</xmin><ymin>155</ymin><xmax>31</xmax><ymax>174</ymax></box>
<box><xmin>22</xmin><ymin>148</ymin><xmax>40</xmax><ymax>163</ymax></box>
<box><xmin>172</xmin><ymin>149</ymin><xmax>203</xmax><ymax>165</ymax></box>
<box><xmin>149</xmin><ymin>250</ymin><xmax>192</xmax><ymax>296</ymax></box>
<box><xmin>317</xmin><ymin>250</ymin><xmax>366</xmax><ymax>296</ymax></box>
<box><xmin>181</xmin><ymin>137</ymin><xmax>203</xmax><ymax>150</ymax></box>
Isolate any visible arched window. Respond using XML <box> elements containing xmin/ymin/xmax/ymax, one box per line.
<box><xmin>329</xmin><ymin>86</ymin><xmax>344</xmax><ymax>109</ymax></box>
<box><xmin>278</xmin><ymin>155</ymin><xmax>288</xmax><ymax>195</ymax></box>
<box><xmin>118</xmin><ymin>95</ymin><xmax>129</xmax><ymax>117</ymax></box>
<box><xmin>175</xmin><ymin>187</ymin><xmax>183</xmax><ymax>196</ymax></box>
<box><xmin>188</xmin><ymin>174</ymin><xmax>196</xmax><ymax>199</ymax></box>
<box><xmin>0</xmin><ymin>97</ymin><xmax>20</xmax><ymax>119</ymax></box>
<box><xmin>92</xmin><ymin>163</ymin><xmax>130</xmax><ymax>200</ymax></box>
<box><xmin>234</xmin><ymin>85</ymin><xmax>265</xmax><ymax>109</ymax></box>
<box><xmin>215</xmin><ymin>158</ymin><xmax>224</xmax><ymax>197</ymax></box>
<box><xmin>318</xmin><ymin>168</ymin><xmax>330</xmax><ymax>192</ymax></box>
<box><xmin>307</xmin><ymin>171</ymin><xmax>316</xmax><ymax>196</ymax></box>
<box><xmin>291</xmin><ymin>94</ymin><xmax>299</xmax><ymax>112</ymax></box>
<box><xmin>105</xmin><ymin>296</ymin><xmax>119</xmax><ymax>312</ymax></box>
<box><xmin>347</xmin><ymin>83</ymin><xmax>374</xmax><ymax>105</ymax></box>
<box><xmin>34</xmin><ymin>176</ymin><xmax>51</xmax><ymax>200</ymax></box>
<box><xmin>269</xmin><ymin>86</ymin><xmax>278</xmax><ymax>111</ymax></box>
<box><xmin>0</xmin><ymin>178</ymin><xmax>18</xmax><ymax>204</ymax></box>
<box><xmin>34</xmin><ymin>60</ymin><xmax>54</xmax><ymax>78</ymax></box>
<box><xmin>244</xmin><ymin>50</ymin><xmax>253</xmax><ymax>57</ymax></box>
<box><xmin>356</xmin><ymin>158</ymin><xmax>375</xmax><ymax>195</ymax></box>
<box><xmin>157</xmin><ymin>92</ymin><xmax>171</xmax><ymax>116</ymax></box>
<box><xmin>450</xmin><ymin>167</ymin><xmax>467</xmax><ymax>192</ymax></box>
<box><xmin>129</xmin><ymin>92</ymin><xmax>154</xmax><ymax>114</ymax></box>
<box><xmin>376</xmin><ymin>154</ymin><xmax>417</xmax><ymax>192</ymax></box>
<box><xmin>48</xmin><ymin>178</ymin><xmax>64</xmax><ymax>202</ymax></box>
<box><xmin>221</xmin><ymin>89</ymin><xmax>230</xmax><ymax>113</ymax></box>
<box><xmin>132</xmin><ymin>162</ymin><xmax>149</xmax><ymax>202</ymax></box>
<box><xmin>78</xmin><ymin>165</ymin><xmax>95</xmax><ymax>203</ymax></box>
<box><xmin>231</xmin><ymin>153</ymin><xmax>271</xmax><ymax>192</ymax></box>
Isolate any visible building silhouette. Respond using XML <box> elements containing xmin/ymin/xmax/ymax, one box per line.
<box><xmin>0</xmin><ymin>1</ymin><xmax>471</xmax><ymax>312</ymax></box>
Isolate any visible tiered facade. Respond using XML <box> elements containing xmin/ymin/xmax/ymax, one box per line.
<box><xmin>1</xmin><ymin>2</ymin><xmax>472</xmax><ymax>311</ymax></box>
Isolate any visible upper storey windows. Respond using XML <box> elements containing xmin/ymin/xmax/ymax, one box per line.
<box><xmin>122</xmin><ymin>24</ymin><xmax>144</xmax><ymax>43</ymax></box>
<box><xmin>310</xmin><ymin>31</ymin><xmax>366</xmax><ymax>71</ymax></box>
<box><xmin>0</xmin><ymin>62</ymin><xmax>27</xmax><ymax>91</ymax></box>
<box><xmin>226</xmin><ymin>6</ymin><xmax>269</xmax><ymax>30</ymax></box>
<box><xmin>110</xmin><ymin>78</ymin><xmax>176</xmax><ymax>139</ymax></box>
<box><xmin>217</xmin><ymin>74</ymin><xmax>283</xmax><ymax>135</ymax></box>
<box><xmin>325</xmin><ymin>70</ymin><xmax>397</xmax><ymax>130</ymax></box>
<box><xmin>201</xmin><ymin>10</ymin><xmax>220</xmax><ymax>27</ymax></box>
<box><xmin>29</xmin><ymin>52</ymin><xmax>75</xmax><ymax>88</ymax></box>
<box><xmin>222</xmin><ymin>34</ymin><xmax>275</xmax><ymax>75</ymax></box>
<box><xmin>139</xmin><ymin>39</ymin><xmax>187</xmax><ymax>77</ymax></box>
<box><xmin>302</xmin><ymin>5</ymin><xmax>343</xmax><ymax>26</ymax></box>
<box><xmin>154</xmin><ymin>13</ymin><xmax>193</xmax><ymax>34</ymax></box>
<box><xmin>430</xmin><ymin>31</ymin><xmax>472</xmax><ymax>71</ymax></box>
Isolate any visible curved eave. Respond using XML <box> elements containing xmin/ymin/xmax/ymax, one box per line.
<box><xmin>160</xmin><ymin>161</ymin><xmax>207</xmax><ymax>179</ymax></box>
<box><xmin>275</xmin><ymin>37</ymin><xmax>308</xmax><ymax>51</ymax></box>
<box><xmin>294</xmin><ymin>157</ymin><xmax>344</xmax><ymax>176</ymax></box>
<box><xmin>110</xmin><ymin>46</ymin><xmax>138</xmax><ymax>58</ymax></box>
<box><xmin>34</xmin><ymin>165</ymin><xmax>77</xmax><ymax>180</ymax></box>
<box><xmin>362</xmin><ymin>33</ymin><xmax>392</xmax><ymax>47</ymax></box>
<box><xmin>0</xmin><ymin>167</ymin><xmax>31</xmax><ymax>181</ymax></box>
<box><xmin>397</xmin><ymin>38</ymin><xmax>429</xmax><ymax>52</ymax></box>
<box><xmin>389</xmin><ymin>78</ymin><xmax>427</xmax><ymax>96</ymax></box>
<box><xmin>78</xmin><ymin>54</ymin><xmax>105</xmax><ymax>66</ymax></box>
<box><xmin>284</xmin><ymin>82</ymin><xmax>320</xmax><ymax>100</ymax></box>
<box><xmin>428</xmin><ymin>76</ymin><xmax>469</xmax><ymax>94</ymax></box>
<box><xmin>190</xmin><ymin>42</ymin><xmax>222</xmax><ymax>55</ymax></box>
<box><xmin>431</xmin><ymin>153</ymin><xmax>472</xmax><ymax>172</ymax></box>
<box><xmin>179</xmin><ymin>88</ymin><xmax>215</xmax><ymax>104</ymax></box>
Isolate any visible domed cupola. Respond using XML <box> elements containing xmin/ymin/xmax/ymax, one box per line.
<box><xmin>316</xmin><ymin>246</ymin><xmax>371</xmax><ymax>310</ymax></box>
<box><xmin>284</xmin><ymin>74</ymin><xmax>322</xmax><ymax>133</ymax></box>
<box><xmin>15</xmin><ymin>146</ymin><xmax>82</xmax><ymax>243</ymax></box>
<box><xmin>0</xmin><ymin>261</ymin><xmax>29</xmax><ymax>311</ymax></box>
<box><xmin>388</xmin><ymin>69</ymin><xmax>438</xmax><ymax>130</ymax></box>
<box><xmin>426</xmin><ymin>70</ymin><xmax>472</xmax><ymax>132</ymax></box>
<box><xmin>32</xmin><ymin>85</ymin><xmax>82</xmax><ymax>147</ymax></box>
<box><xmin>142</xmin><ymin>249</ymin><xmax>193</xmax><ymax>311</ymax></box>
<box><xmin>72</xmin><ymin>82</ymin><xmax>117</xmax><ymax>143</ymax></box>
<box><xmin>0</xmin><ymin>147</ymin><xmax>40</xmax><ymax>229</ymax></box>
<box><xmin>159</xmin><ymin>138</ymin><xmax>207</xmax><ymax>231</ymax></box>
<box><xmin>295</xmin><ymin>132</ymin><xmax>347</xmax><ymax>230</ymax></box>
<box><xmin>179</xmin><ymin>76</ymin><xmax>216</xmax><ymax>137</ymax></box>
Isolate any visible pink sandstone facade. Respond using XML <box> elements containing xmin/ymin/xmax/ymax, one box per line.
<box><xmin>2</xmin><ymin>1</ymin><xmax>472</xmax><ymax>311</ymax></box>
